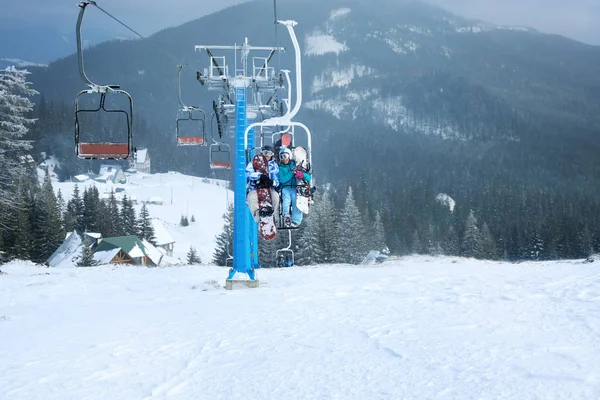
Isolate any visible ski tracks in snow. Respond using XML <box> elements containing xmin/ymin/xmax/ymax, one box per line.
<box><xmin>2</xmin><ymin>259</ymin><xmax>600</xmax><ymax>399</ymax></box>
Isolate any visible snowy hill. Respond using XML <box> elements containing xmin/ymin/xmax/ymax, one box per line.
<box><xmin>2</xmin><ymin>256</ymin><xmax>600</xmax><ymax>399</ymax></box>
<box><xmin>48</xmin><ymin>167</ymin><xmax>231</xmax><ymax>264</ymax></box>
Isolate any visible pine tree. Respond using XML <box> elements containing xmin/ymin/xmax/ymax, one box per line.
<box><xmin>411</xmin><ymin>230</ymin><xmax>423</xmax><ymax>254</ymax></box>
<box><xmin>190</xmin><ymin>215</ymin><xmax>196</xmax><ymax>223</ymax></box>
<box><xmin>314</xmin><ymin>190</ymin><xmax>339</xmax><ymax>264</ymax></box>
<box><xmin>0</xmin><ymin>67</ymin><xmax>37</xmax><ymax>231</ymax></box>
<box><xmin>180</xmin><ymin>215</ymin><xmax>189</xmax><ymax>227</ymax></box>
<box><xmin>82</xmin><ymin>186</ymin><xmax>101</xmax><ymax>233</ymax></box>
<box><xmin>9</xmin><ymin>177</ymin><xmax>34</xmax><ymax>259</ymax></box>
<box><xmin>462</xmin><ymin>209</ymin><xmax>480</xmax><ymax>258</ymax></box>
<box><xmin>335</xmin><ymin>187</ymin><xmax>367</xmax><ymax>264</ymax></box>
<box><xmin>212</xmin><ymin>204</ymin><xmax>233</xmax><ymax>266</ymax></box>
<box><xmin>187</xmin><ymin>246</ymin><xmax>201</xmax><ymax>264</ymax></box>
<box><xmin>120</xmin><ymin>194</ymin><xmax>137</xmax><ymax>236</ymax></box>
<box><xmin>107</xmin><ymin>190</ymin><xmax>122</xmax><ymax>237</ymax></box>
<box><xmin>295</xmin><ymin>214</ymin><xmax>318</xmax><ymax>265</ymax></box>
<box><xmin>371</xmin><ymin>211</ymin><xmax>387</xmax><ymax>253</ymax></box>
<box><xmin>61</xmin><ymin>184</ymin><xmax>85</xmax><ymax>234</ymax></box>
<box><xmin>477</xmin><ymin>222</ymin><xmax>497</xmax><ymax>260</ymax></box>
<box><xmin>33</xmin><ymin>169</ymin><xmax>63</xmax><ymax>262</ymax></box>
<box><xmin>137</xmin><ymin>204</ymin><xmax>156</xmax><ymax>244</ymax></box>
<box><xmin>56</xmin><ymin>189</ymin><xmax>65</xmax><ymax>224</ymax></box>
<box><xmin>78</xmin><ymin>237</ymin><xmax>97</xmax><ymax>267</ymax></box>
<box><xmin>443</xmin><ymin>225</ymin><xmax>460</xmax><ymax>256</ymax></box>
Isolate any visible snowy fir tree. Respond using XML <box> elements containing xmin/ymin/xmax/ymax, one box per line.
<box><xmin>335</xmin><ymin>187</ymin><xmax>367</xmax><ymax>264</ymax></box>
<box><xmin>56</xmin><ymin>189</ymin><xmax>65</xmax><ymax>224</ymax></box>
<box><xmin>0</xmin><ymin>67</ymin><xmax>36</xmax><ymax>234</ymax></box>
<box><xmin>120</xmin><ymin>194</ymin><xmax>137</xmax><ymax>236</ymax></box>
<box><xmin>314</xmin><ymin>190</ymin><xmax>339</xmax><ymax>264</ymax></box>
<box><xmin>462</xmin><ymin>209</ymin><xmax>480</xmax><ymax>258</ymax></box>
<box><xmin>371</xmin><ymin>211</ymin><xmax>387</xmax><ymax>253</ymax></box>
<box><xmin>187</xmin><ymin>246</ymin><xmax>201</xmax><ymax>265</ymax></box>
<box><xmin>82</xmin><ymin>186</ymin><xmax>101</xmax><ymax>233</ymax></box>
<box><xmin>212</xmin><ymin>204</ymin><xmax>233</xmax><ymax>266</ymax></box>
<box><xmin>8</xmin><ymin>177</ymin><xmax>34</xmax><ymax>259</ymax></box>
<box><xmin>259</xmin><ymin>233</ymin><xmax>283</xmax><ymax>268</ymax></box>
<box><xmin>180</xmin><ymin>215</ymin><xmax>189</xmax><ymax>227</ymax></box>
<box><xmin>64</xmin><ymin>185</ymin><xmax>84</xmax><ymax>233</ymax></box>
<box><xmin>295</xmin><ymin>213</ymin><xmax>319</xmax><ymax>265</ymax></box>
<box><xmin>477</xmin><ymin>222</ymin><xmax>498</xmax><ymax>260</ymax></box>
<box><xmin>137</xmin><ymin>204</ymin><xmax>156</xmax><ymax>244</ymax></box>
<box><xmin>78</xmin><ymin>237</ymin><xmax>97</xmax><ymax>267</ymax></box>
<box><xmin>33</xmin><ymin>170</ymin><xmax>63</xmax><ymax>262</ymax></box>
<box><xmin>411</xmin><ymin>230</ymin><xmax>423</xmax><ymax>254</ymax></box>
<box><xmin>100</xmin><ymin>189</ymin><xmax>122</xmax><ymax>238</ymax></box>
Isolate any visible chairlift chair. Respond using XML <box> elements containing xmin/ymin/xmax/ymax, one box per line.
<box><xmin>74</xmin><ymin>1</ymin><xmax>134</xmax><ymax>160</ymax></box>
<box><xmin>209</xmin><ymin>142</ymin><xmax>231</xmax><ymax>169</ymax></box>
<box><xmin>175</xmin><ymin>64</ymin><xmax>207</xmax><ymax>146</ymax></box>
<box><xmin>275</xmin><ymin>230</ymin><xmax>294</xmax><ymax>267</ymax></box>
<box><xmin>75</xmin><ymin>89</ymin><xmax>133</xmax><ymax>159</ymax></box>
<box><xmin>176</xmin><ymin>107</ymin><xmax>207</xmax><ymax>146</ymax></box>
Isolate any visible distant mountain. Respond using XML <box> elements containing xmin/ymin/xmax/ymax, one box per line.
<box><xmin>22</xmin><ymin>0</ymin><xmax>600</xmax><ymax>258</ymax></box>
<box><xmin>0</xmin><ymin>19</ymin><xmax>130</xmax><ymax>65</ymax></box>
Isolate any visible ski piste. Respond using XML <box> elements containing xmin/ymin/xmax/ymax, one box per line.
<box><xmin>292</xmin><ymin>146</ymin><xmax>311</xmax><ymax>215</ymax></box>
<box><xmin>252</xmin><ymin>154</ymin><xmax>277</xmax><ymax>240</ymax></box>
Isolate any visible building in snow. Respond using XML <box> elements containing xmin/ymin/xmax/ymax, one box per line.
<box><xmin>151</xmin><ymin>219</ymin><xmax>175</xmax><ymax>257</ymax></box>
<box><xmin>71</xmin><ymin>174</ymin><xmax>89</xmax><ymax>183</ymax></box>
<box><xmin>144</xmin><ymin>196</ymin><xmax>164</xmax><ymax>206</ymax></box>
<box><xmin>92</xmin><ymin>164</ymin><xmax>127</xmax><ymax>184</ymax></box>
<box><xmin>93</xmin><ymin>236</ymin><xmax>159</xmax><ymax>266</ymax></box>
<box><xmin>129</xmin><ymin>148</ymin><xmax>151</xmax><ymax>173</ymax></box>
<box><xmin>47</xmin><ymin>231</ymin><xmax>104</xmax><ymax>267</ymax></box>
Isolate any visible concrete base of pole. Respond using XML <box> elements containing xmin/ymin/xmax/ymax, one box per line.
<box><xmin>225</xmin><ymin>279</ymin><xmax>260</xmax><ymax>290</ymax></box>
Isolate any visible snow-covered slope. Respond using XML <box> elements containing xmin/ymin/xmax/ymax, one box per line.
<box><xmin>49</xmin><ymin>169</ymin><xmax>231</xmax><ymax>264</ymax></box>
<box><xmin>1</xmin><ymin>256</ymin><xmax>600</xmax><ymax>399</ymax></box>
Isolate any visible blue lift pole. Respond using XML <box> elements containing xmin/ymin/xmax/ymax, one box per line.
<box><xmin>247</xmin><ymin>117</ymin><xmax>259</xmax><ymax>270</ymax></box>
<box><xmin>228</xmin><ymin>78</ymin><xmax>256</xmax><ymax>281</ymax></box>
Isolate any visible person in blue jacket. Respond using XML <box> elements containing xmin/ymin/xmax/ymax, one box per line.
<box><xmin>246</xmin><ymin>145</ymin><xmax>280</xmax><ymax>223</ymax></box>
<box><xmin>278</xmin><ymin>147</ymin><xmax>312</xmax><ymax>227</ymax></box>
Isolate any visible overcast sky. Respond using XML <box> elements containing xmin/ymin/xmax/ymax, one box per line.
<box><xmin>6</xmin><ymin>0</ymin><xmax>600</xmax><ymax>45</ymax></box>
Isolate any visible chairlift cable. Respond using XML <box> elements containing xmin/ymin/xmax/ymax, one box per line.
<box><xmin>86</xmin><ymin>1</ymin><xmax>182</xmax><ymax>64</ymax></box>
<box><xmin>273</xmin><ymin>0</ymin><xmax>282</xmax><ymax>77</ymax></box>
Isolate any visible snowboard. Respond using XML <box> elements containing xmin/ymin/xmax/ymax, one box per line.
<box><xmin>252</xmin><ymin>153</ymin><xmax>277</xmax><ymax>240</ymax></box>
<box><xmin>292</xmin><ymin>146</ymin><xmax>312</xmax><ymax>214</ymax></box>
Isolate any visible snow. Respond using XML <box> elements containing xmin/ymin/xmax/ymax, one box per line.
<box><xmin>0</xmin><ymin>58</ymin><xmax>46</xmax><ymax>68</ymax></box>
<box><xmin>136</xmin><ymin>148</ymin><xmax>148</xmax><ymax>163</ymax></box>
<box><xmin>46</xmin><ymin>231</ymin><xmax>83</xmax><ymax>268</ymax></box>
<box><xmin>93</xmin><ymin>248</ymin><xmax>120</xmax><ymax>265</ymax></box>
<box><xmin>329</xmin><ymin>8</ymin><xmax>351</xmax><ymax>20</ymax></box>
<box><xmin>73</xmin><ymin>174</ymin><xmax>89</xmax><ymax>181</ymax></box>
<box><xmin>455</xmin><ymin>23</ymin><xmax>533</xmax><ymax>34</ymax></box>
<box><xmin>142</xmin><ymin>239</ymin><xmax>164</xmax><ymax>266</ymax></box>
<box><xmin>310</xmin><ymin>65</ymin><xmax>373</xmax><ymax>95</ymax></box>
<box><xmin>2</xmin><ymin>256</ymin><xmax>600</xmax><ymax>399</ymax></box>
<box><xmin>304</xmin><ymin>32</ymin><xmax>348</xmax><ymax>56</ymax></box>
<box><xmin>151</xmin><ymin>219</ymin><xmax>175</xmax><ymax>246</ymax></box>
<box><xmin>51</xmin><ymin>171</ymin><xmax>231</xmax><ymax>264</ymax></box>
<box><xmin>405</xmin><ymin>25</ymin><xmax>432</xmax><ymax>35</ymax></box>
<box><xmin>436</xmin><ymin>193</ymin><xmax>456</xmax><ymax>212</ymax></box>
<box><xmin>128</xmin><ymin>244</ymin><xmax>145</xmax><ymax>259</ymax></box>
<box><xmin>305</xmin><ymin>98</ymin><xmax>351</xmax><ymax>119</ymax></box>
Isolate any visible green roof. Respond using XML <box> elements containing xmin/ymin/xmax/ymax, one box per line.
<box><xmin>95</xmin><ymin>236</ymin><xmax>149</xmax><ymax>258</ymax></box>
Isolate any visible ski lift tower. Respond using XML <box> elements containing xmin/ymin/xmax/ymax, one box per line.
<box><xmin>195</xmin><ymin>37</ymin><xmax>284</xmax><ymax>289</ymax></box>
